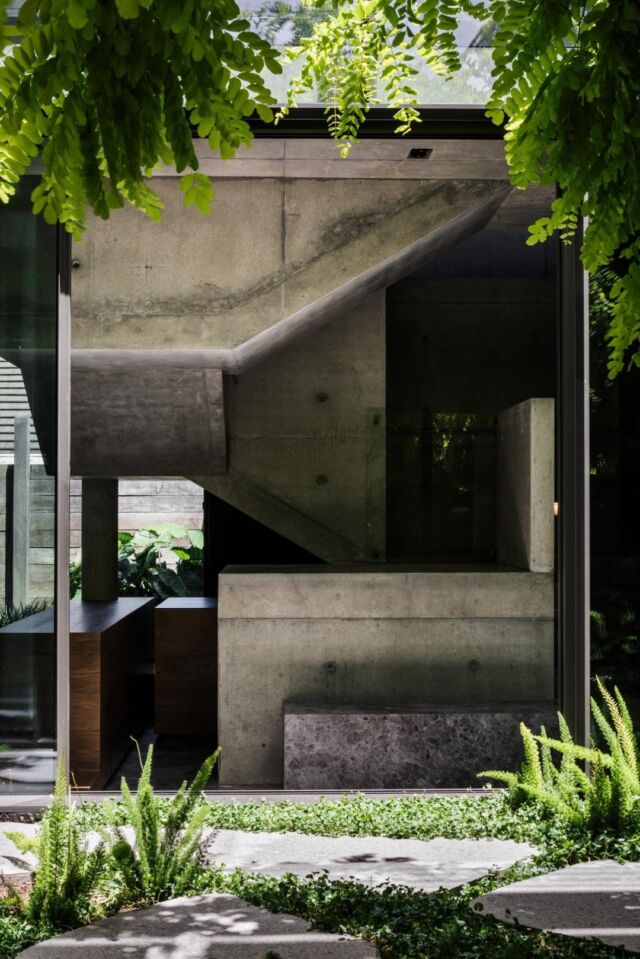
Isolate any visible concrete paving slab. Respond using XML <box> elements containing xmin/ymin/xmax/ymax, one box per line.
<box><xmin>205</xmin><ymin>830</ymin><xmax>537</xmax><ymax>891</ymax></box>
<box><xmin>17</xmin><ymin>893</ymin><xmax>379</xmax><ymax>957</ymax></box>
<box><xmin>475</xmin><ymin>860</ymin><xmax>640</xmax><ymax>953</ymax></box>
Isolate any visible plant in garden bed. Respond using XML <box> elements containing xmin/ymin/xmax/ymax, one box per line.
<box><xmin>2</xmin><ymin>769</ymin><xmax>637</xmax><ymax>959</ymax></box>
<box><xmin>104</xmin><ymin>743</ymin><xmax>220</xmax><ymax>905</ymax></box>
<box><xmin>480</xmin><ymin>678</ymin><xmax>640</xmax><ymax>836</ymax></box>
<box><xmin>21</xmin><ymin>762</ymin><xmax>107</xmax><ymax>934</ymax></box>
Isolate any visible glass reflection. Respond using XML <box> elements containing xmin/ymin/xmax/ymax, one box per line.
<box><xmin>0</xmin><ymin>178</ymin><xmax>57</xmax><ymax>793</ymax></box>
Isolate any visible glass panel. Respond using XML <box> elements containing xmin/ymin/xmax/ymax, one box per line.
<box><xmin>72</xmin><ymin>139</ymin><xmax>559</xmax><ymax>790</ymax></box>
<box><xmin>590</xmin><ymin>272</ymin><xmax>640</xmax><ymax>718</ymax></box>
<box><xmin>0</xmin><ymin>178</ymin><xmax>57</xmax><ymax>793</ymax></box>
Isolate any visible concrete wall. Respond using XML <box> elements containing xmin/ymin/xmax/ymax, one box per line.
<box><xmin>196</xmin><ymin>292</ymin><xmax>386</xmax><ymax>562</ymax></box>
<box><xmin>71</xmin><ymin>365</ymin><xmax>226</xmax><ymax>478</ymax></box>
<box><xmin>496</xmin><ymin>398</ymin><xmax>555</xmax><ymax>572</ymax></box>
<box><xmin>71</xmin><ymin>174</ymin><xmax>508</xmax><ymax>351</ymax></box>
<box><xmin>217</xmin><ymin>568</ymin><xmax>555</xmax><ymax>786</ymax></box>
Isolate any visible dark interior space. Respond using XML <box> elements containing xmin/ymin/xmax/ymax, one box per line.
<box><xmin>590</xmin><ymin>278</ymin><xmax>640</xmax><ymax>718</ymax></box>
<box><xmin>386</xmin><ymin>226</ymin><xmax>557</xmax><ymax>564</ymax></box>
<box><xmin>203</xmin><ymin>492</ymin><xmax>324</xmax><ymax>596</ymax></box>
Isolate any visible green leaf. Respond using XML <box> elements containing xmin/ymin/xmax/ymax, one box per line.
<box><xmin>255</xmin><ymin>103</ymin><xmax>273</xmax><ymax>124</ymax></box>
<box><xmin>116</xmin><ymin>0</ymin><xmax>141</xmax><ymax>19</ymax></box>
<box><xmin>67</xmin><ymin>0</ymin><xmax>89</xmax><ymax>29</ymax></box>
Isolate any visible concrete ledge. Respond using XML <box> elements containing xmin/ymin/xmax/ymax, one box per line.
<box><xmin>218</xmin><ymin>568</ymin><xmax>554</xmax><ymax>620</ymax></box>
<box><xmin>284</xmin><ymin>702</ymin><xmax>558</xmax><ymax>789</ymax></box>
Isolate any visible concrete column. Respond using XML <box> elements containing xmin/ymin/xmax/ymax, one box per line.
<box><xmin>496</xmin><ymin>398</ymin><xmax>555</xmax><ymax>573</ymax></box>
<box><xmin>81</xmin><ymin>478</ymin><xmax>118</xmax><ymax>601</ymax></box>
<box><xmin>11</xmin><ymin>414</ymin><xmax>31</xmax><ymax>606</ymax></box>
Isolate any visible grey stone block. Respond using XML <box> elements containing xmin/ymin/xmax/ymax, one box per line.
<box><xmin>284</xmin><ymin>702</ymin><xmax>558</xmax><ymax>789</ymax></box>
<box><xmin>474</xmin><ymin>860</ymin><xmax>640</xmax><ymax>953</ymax></box>
<box><xmin>205</xmin><ymin>830</ymin><xmax>537</xmax><ymax>892</ymax></box>
<box><xmin>18</xmin><ymin>893</ymin><xmax>379</xmax><ymax>957</ymax></box>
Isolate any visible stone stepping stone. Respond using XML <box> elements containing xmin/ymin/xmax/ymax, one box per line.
<box><xmin>206</xmin><ymin>830</ymin><xmax>537</xmax><ymax>892</ymax></box>
<box><xmin>17</xmin><ymin>892</ymin><xmax>379</xmax><ymax>957</ymax></box>
<box><xmin>474</xmin><ymin>860</ymin><xmax>640</xmax><ymax>953</ymax></box>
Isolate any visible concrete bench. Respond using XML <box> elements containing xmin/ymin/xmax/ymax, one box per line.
<box><xmin>284</xmin><ymin>701</ymin><xmax>557</xmax><ymax>789</ymax></box>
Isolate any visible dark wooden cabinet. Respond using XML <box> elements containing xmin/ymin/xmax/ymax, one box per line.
<box><xmin>0</xmin><ymin>598</ymin><xmax>154</xmax><ymax>789</ymax></box>
<box><xmin>69</xmin><ymin>597</ymin><xmax>155</xmax><ymax>789</ymax></box>
<box><xmin>155</xmin><ymin>598</ymin><xmax>217</xmax><ymax>737</ymax></box>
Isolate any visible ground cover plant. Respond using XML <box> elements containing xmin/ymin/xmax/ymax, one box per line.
<box><xmin>74</xmin><ymin>787</ymin><xmax>636</xmax><ymax>959</ymax></box>
<box><xmin>1</xmin><ymin>793</ymin><xmax>635</xmax><ymax>959</ymax></box>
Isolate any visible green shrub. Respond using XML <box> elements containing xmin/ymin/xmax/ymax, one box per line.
<box><xmin>28</xmin><ymin>762</ymin><xmax>106</xmax><ymax>932</ymax></box>
<box><xmin>70</xmin><ymin>524</ymin><xmax>203</xmax><ymax>600</ymax></box>
<box><xmin>106</xmin><ymin>744</ymin><xmax>219</xmax><ymax>905</ymax></box>
<box><xmin>479</xmin><ymin>678</ymin><xmax>640</xmax><ymax>835</ymax></box>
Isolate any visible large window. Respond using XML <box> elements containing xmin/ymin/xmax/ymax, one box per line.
<box><xmin>0</xmin><ymin>178</ymin><xmax>58</xmax><ymax>793</ymax></box>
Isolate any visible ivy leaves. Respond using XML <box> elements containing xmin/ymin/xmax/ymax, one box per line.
<box><xmin>0</xmin><ymin>0</ymin><xmax>280</xmax><ymax>237</ymax></box>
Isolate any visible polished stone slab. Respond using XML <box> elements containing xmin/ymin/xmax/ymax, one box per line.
<box><xmin>284</xmin><ymin>702</ymin><xmax>557</xmax><ymax>789</ymax></box>
<box><xmin>475</xmin><ymin>860</ymin><xmax>640</xmax><ymax>953</ymax></box>
<box><xmin>206</xmin><ymin>830</ymin><xmax>537</xmax><ymax>891</ymax></box>
<box><xmin>18</xmin><ymin>893</ymin><xmax>379</xmax><ymax>957</ymax></box>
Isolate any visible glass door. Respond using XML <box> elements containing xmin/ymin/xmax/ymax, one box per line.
<box><xmin>0</xmin><ymin>177</ymin><xmax>59</xmax><ymax>793</ymax></box>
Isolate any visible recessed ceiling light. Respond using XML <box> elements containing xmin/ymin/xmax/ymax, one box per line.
<box><xmin>408</xmin><ymin>148</ymin><xmax>433</xmax><ymax>159</ymax></box>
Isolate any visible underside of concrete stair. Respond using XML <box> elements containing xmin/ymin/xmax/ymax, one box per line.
<box><xmin>69</xmin><ymin>178</ymin><xmax>510</xmax><ymax>480</ymax></box>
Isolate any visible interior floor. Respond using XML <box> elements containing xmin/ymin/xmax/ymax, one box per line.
<box><xmin>104</xmin><ymin>729</ymin><xmax>218</xmax><ymax>791</ymax></box>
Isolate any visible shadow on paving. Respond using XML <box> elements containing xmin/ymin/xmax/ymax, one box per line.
<box><xmin>17</xmin><ymin>893</ymin><xmax>379</xmax><ymax>958</ymax></box>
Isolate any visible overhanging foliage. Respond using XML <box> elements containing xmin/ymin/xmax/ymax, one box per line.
<box><xmin>285</xmin><ymin>0</ymin><xmax>640</xmax><ymax>376</ymax></box>
<box><xmin>0</xmin><ymin>0</ymin><xmax>280</xmax><ymax>235</ymax></box>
